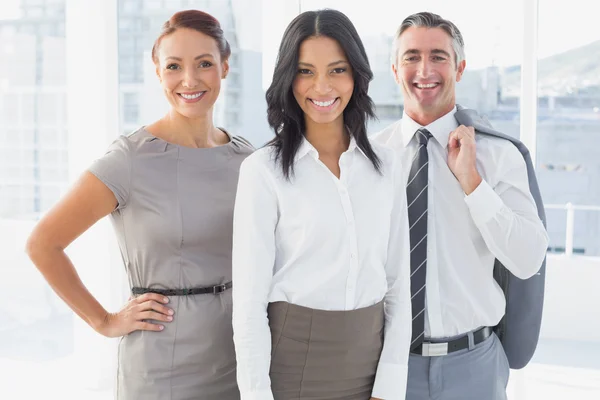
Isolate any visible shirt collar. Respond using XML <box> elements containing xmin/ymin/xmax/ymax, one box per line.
<box><xmin>347</xmin><ymin>132</ymin><xmax>368</xmax><ymax>158</ymax></box>
<box><xmin>294</xmin><ymin>136</ymin><xmax>318</xmax><ymax>163</ymax></box>
<box><xmin>294</xmin><ymin>128</ymin><xmax>366</xmax><ymax>163</ymax></box>
<box><xmin>400</xmin><ymin>106</ymin><xmax>459</xmax><ymax>149</ymax></box>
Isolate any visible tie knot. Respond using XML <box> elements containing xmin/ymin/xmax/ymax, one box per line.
<box><xmin>416</xmin><ymin>129</ymin><xmax>433</xmax><ymax>146</ymax></box>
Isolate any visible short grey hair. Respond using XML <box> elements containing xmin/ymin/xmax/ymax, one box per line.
<box><xmin>391</xmin><ymin>12</ymin><xmax>465</xmax><ymax>67</ymax></box>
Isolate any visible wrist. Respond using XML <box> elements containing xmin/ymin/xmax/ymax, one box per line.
<box><xmin>90</xmin><ymin>310</ymin><xmax>112</xmax><ymax>335</ymax></box>
<box><xmin>459</xmin><ymin>170</ymin><xmax>482</xmax><ymax>195</ymax></box>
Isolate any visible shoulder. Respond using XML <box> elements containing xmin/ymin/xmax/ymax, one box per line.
<box><xmin>367</xmin><ymin>137</ymin><xmax>403</xmax><ymax>180</ymax></box>
<box><xmin>475</xmin><ymin>132</ymin><xmax>524</xmax><ymax>167</ymax></box>
<box><xmin>125</xmin><ymin>126</ymin><xmax>151</xmax><ymax>142</ymax></box>
<box><xmin>240</xmin><ymin>145</ymin><xmax>277</xmax><ymax>171</ymax></box>
<box><xmin>216</xmin><ymin>126</ymin><xmax>255</xmax><ymax>152</ymax></box>
<box><xmin>369</xmin><ymin>139</ymin><xmax>395</xmax><ymax>164</ymax></box>
<box><xmin>236</xmin><ymin>146</ymin><xmax>282</xmax><ymax>190</ymax></box>
<box><xmin>230</xmin><ymin>135</ymin><xmax>256</xmax><ymax>155</ymax></box>
<box><xmin>371</xmin><ymin>119</ymin><xmax>403</xmax><ymax>146</ymax></box>
<box><xmin>469</xmin><ymin>117</ymin><xmax>520</xmax><ymax>157</ymax></box>
<box><xmin>108</xmin><ymin>126</ymin><xmax>158</xmax><ymax>156</ymax></box>
<box><xmin>94</xmin><ymin>130</ymin><xmax>139</xmax><ymax>161</ymax></box>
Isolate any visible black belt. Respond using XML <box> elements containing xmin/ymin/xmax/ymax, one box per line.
<box><xmin>131</xmin><ymin>281</ymin><xmax>232</xmax><ymax>296</ymax></box>
<box><xmin>411</xmin><ymin>326</ymin><xmax>493</xmax><ymax>357</ymax></box>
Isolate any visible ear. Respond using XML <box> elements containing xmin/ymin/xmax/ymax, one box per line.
<box><xmin>155</xmin><ymin>65</ymin><xmax>162</xmax><ymax>83</ymax></box>
<box><xmin>455</xmin><ymin>59</ymin><xmax>466</xmax><ymax>83</ymax></box>
<box><xmin>221</xmin><ymin>59</ymin><xmax>230</xmax><ymax>79</ymax></box>
<box><xmin>391</xmin><ymin>62</ymin><xmax>401</xmax><ymax>85</ymax></box>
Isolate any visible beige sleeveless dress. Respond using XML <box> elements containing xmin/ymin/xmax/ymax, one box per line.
<box><xmin>89</xmin><ymin>127</ymin><xmax>253</xmax><ymax>400</ymax></box>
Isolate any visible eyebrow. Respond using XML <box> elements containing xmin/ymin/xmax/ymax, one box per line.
<box><xmin>164</xmin><ymin>54</ymin><xmax>214</xmax><ymax>61</ymax></box>
<box><xmin>298</xmin><ymin>60</ymin><xmax>348</xmax><ymax>68</ymax></box>
<box><xmin>402</xmin><ymin>49</ymin><xmax>451</xmax><ymax>58</ymax></box>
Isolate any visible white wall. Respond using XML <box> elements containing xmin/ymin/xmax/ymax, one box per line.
<box><xmin>540</xmin><ymin>254</ymin><xmax>600</xmax><ymax>343</ymax></box>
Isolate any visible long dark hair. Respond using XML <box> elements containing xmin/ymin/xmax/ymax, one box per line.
<box><xmin>266</xmin><ymin>9</ymin><xmax>380</xmax><ymax>179</ymax></box>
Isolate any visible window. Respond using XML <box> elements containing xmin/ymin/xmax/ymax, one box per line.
<box><xmin>0</xmin><ymin>1</ymin><xmax>71</xmax><ymax>397</ymax></box>
<box><xmin>144</xmin><ymin>0</ymin><xmax>163</xmax><ymax>10</ymax></box>
<box><xmin>25</xmin><ymin>6</ymin><xmax>44</xmax><ymax>18</ymax></box>
<box><xmin>537</xmin><ymin>0</ymin><xmax>600</xmax><ymax>257</ymax></box>
<box><xmin>0</xmin><ymin>94</ymin><xmax>18</xmax><ymax>124</ymax></box>
<box><xmin>37</xmin><ymin>93</ymin><xmax>62</xmax><ymax>126</ymax></box>
<box><xmin>121</xmin><ymin>0</ymin><xmax>140</xmax><ymax>14</ymax></box>
<box><xmin>376</xmin><ymin>104</ymin><xmax>403</xmax><ymax>120</ymax></box>
<box><xmin>123</xmin><ymin>92</ymin><xmax>139</xmax><ymax>124</ymax></box>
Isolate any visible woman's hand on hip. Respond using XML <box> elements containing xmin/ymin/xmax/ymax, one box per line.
<box><xmin>96</xmin><ymin>293</ymin><xmax>174</xmax><ymax>337</ymax></box>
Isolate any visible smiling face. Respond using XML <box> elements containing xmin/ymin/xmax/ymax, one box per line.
<box><xmin>392</xmin><ymin>26</ymin><xmax>465</xmax><ymax>125</ymax></box>
<box><xmin>292</xmin><ymin>36</ymin><xmax>354</xmax><ymax>131</ymax></box>
<box><xmin>155</xmin><ymin>28</ymin><xmax>228</xmax><ymax>119</ymax></box>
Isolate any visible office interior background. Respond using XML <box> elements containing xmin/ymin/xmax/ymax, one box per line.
<box><xmin>0</xmin><ymin>0</ymin><xmax>599</xmax><ymax>398</ymax></box>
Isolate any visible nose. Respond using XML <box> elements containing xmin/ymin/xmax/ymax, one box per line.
<box><xmin>417</xmin><ymin>58</ymin><xmax>433</xmax><ymax>78</ymax></box>
<box><xmin>181</xmin><ymin>68</ymin><xmax>199</xmax><ymax>88</ymax></box>
<box><xmin>313</xmin><ymin>73</ymin><xmax>332</xmax><ymax>94</ymax></box>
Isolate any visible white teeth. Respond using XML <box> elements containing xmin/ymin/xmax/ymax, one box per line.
<box><xmin>416</xmin><ymin>83</ymin><xmax>438</xmax><ymax>89</ymax></box>
<box><xmin>180</xmin><ymin>92</ymin><xmax>203</xmax><ymax>99</ymax></box>
<box><xmin>311</xmin><ymin>99</ymin><xmax>335</xmax><ymax>107</ymax></box>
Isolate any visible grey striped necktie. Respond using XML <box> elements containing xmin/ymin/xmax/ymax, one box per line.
<box><xmin>407</xmin><ymin>128</ymin><xmax>432</xmax><ymax>350</ymax></box>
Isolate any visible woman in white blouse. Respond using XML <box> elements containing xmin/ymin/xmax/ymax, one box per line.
<box><xmin>232</xmin><ymin>9</ymin><xmax>411</xmax><ymax>400</ymax></box>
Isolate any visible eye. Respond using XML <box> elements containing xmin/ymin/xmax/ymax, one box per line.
<box><xmin>331</xmin><ymin>67</ymin><xmax>347</xmax><ymax>74</ymax></box>
<box><xmin>405</xmin><ymin>56</ymin><xmax>418</xmax><ymax>62</ymax></box>
<box><xmin>199</xmin><ymin>61</ymin><xmax>213</xmax><ymax>68</ymax></box>
<box><xmin>298</xmin><ymin>69</ymin><xmax>312</xmax><ymax>75</ymax></box>
<box><xmin>166</xmin><ymin>63</ymin><xmax>180</xmax><ymax>70</ymax></box>
<box><xmin>433</xmin><ymin>56</ymin><xmax>446</xmax><ymax>61</ymax></box>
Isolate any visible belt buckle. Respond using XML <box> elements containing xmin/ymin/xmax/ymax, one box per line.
<box><xmin>212</xmin><ymin>284</ymin><xmax>227</xmax><ymax>294</ymax></box>
<box><xmin>422</xmin><ymin>342</ymin><xmax>449</xmax><ymax>357</ymax></box>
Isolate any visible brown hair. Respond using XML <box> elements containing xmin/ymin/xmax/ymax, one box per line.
<box><xmin>151</xmin><ymin>9</ymin><xmax>231</xmax><ymax>64</ymax></box>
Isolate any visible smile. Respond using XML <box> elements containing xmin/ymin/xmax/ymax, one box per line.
<box><xmin>309</xmin><ymin>98</ymin><xmax>339</xmax><ymax>109</ymax></box>
<box><xmin>414</xmin><ymin>83</ymin><xmax>439</xmax><ymax>89</ymax></box>
<box><xmin>177</xmin><ymin>91</ymin><xmax>206</xmax><ymax>102</ymax></box>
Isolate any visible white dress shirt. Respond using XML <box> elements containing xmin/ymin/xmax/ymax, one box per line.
<box><xmin>232</xmin><ymin>136</ymin><xmax>411</xmax><ymax>400</ymax></box>
<box><xmin>373</xmin><ymin>107</ymin><xmax>549</xmax><ymax>339</ymax></box>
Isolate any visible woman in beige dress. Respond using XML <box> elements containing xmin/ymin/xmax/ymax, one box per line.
<box><xmin>26</xmin><ymin>10</ymin><xmax>252</xmax><ymax>400</ymax></box>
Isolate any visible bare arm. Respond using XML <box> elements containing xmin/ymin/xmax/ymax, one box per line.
<box><xmin>26</xmin><ymin>172</ymin><xmax>172</xmax><ymax>337</ymax></box>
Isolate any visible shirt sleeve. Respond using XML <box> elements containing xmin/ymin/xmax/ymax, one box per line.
<box><xmin>464</xmin><ymin>144</ymin><xmax>549</xmax><ymax>279</ymax></box>
<box><xmin>88</xmin><ymin>136</ymin><xmax>132</xmax><ymax>210</ymax></box>
<box><xmin>232</xmin><ymin>154</ymin><xmax>278</xmax><ymax>400</ymax></box>
<box><xmin>371</xmin><ymin>155</ymin><xmax>411</xmax><ymax>400</ymax></box>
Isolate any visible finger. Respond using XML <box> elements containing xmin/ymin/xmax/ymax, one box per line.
<box><xmin>135</xmin><ymin>292</ymin><xmax>169</xmax><ymax>305</ymax></box>
<box><xmin>454</xmin><ymin>128</ymin><xmax>475</xmax><ymax>144</ymax></box>
<box><xmin>448</xmin><ymin>132</ymin><xmax>460</xmax><ymax>148</ymax></box>
<box><xmin>135</xmin><ymin>321</ymin><xmax>165</xmax><ymax>332</ymax></box>
<box><xmin>448</xmin><ymin>136</ymin><xmax>457</xmax><ymax>149</ymax></box>
<box><xmin>137</xmin><ymin>310</ymin><xmax>173</xmax><ymax>322</ymax></box>
<box><xmin>138</xmin><ymin>300</ymin><xmax>174</xmax><ymax>316</ymax></box>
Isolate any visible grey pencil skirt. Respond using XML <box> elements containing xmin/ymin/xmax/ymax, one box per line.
<box><xmin>267</xmin><ymin>301</ymin><xmax>384</xmax><ymax>400</ymax></box>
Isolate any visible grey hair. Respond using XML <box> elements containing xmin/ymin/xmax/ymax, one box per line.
<box><xmin>391</xmin><ymin>12</ymin><xmax>465</xmax><ymax>67</ymax></box>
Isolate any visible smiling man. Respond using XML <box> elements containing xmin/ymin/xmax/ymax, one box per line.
<box><xmin>373</xmin><ymin>11</ymin><xmax>549</xmax><ymax>400</ymax></box>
